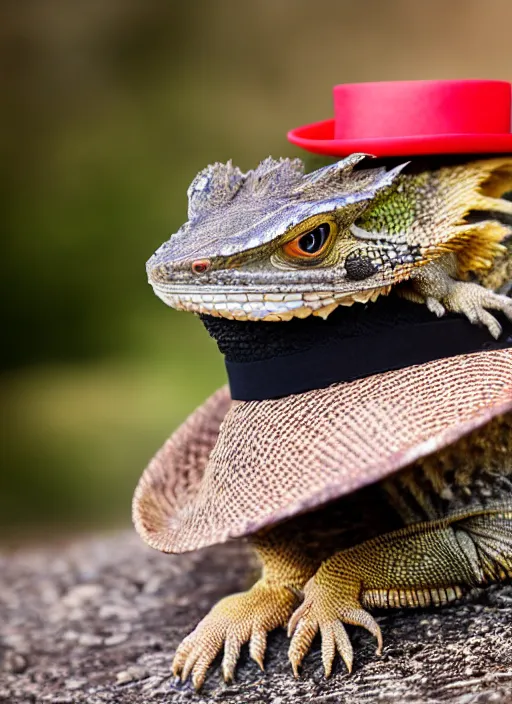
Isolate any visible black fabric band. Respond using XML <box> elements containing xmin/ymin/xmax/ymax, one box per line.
<box><xmin>225</xmin><ymin>316</ymin><xmax>512</xmax><ymax>401</ymax></box>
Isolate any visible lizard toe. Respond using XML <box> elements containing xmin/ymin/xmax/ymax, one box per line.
<box><xmin>249</xmin><ymin>627</ymin><xmax>268</xmax><ymax>671</ymax></box>
<box><xmin>180</xmin><ymin>647</ymin><xmax>200</xmax><ymax>684</ymax></box>
<box><xmin>476</xmin><ymin>309</ymin><xmax>502</xmax><ymax>339</ymax></box>
<box><xmin>320</xmin><ymin>622</ymin><xmax>336</xmax><ymax>677</ymax></box>
<box><xmin>221</xmin><ymin>632</ymin><xmax>244</xmax><ymax>682</ymax></box>
<box><xmin>288</xmin><ymin>615</ymin><xmax>317</xmax><ymax>678</ymax></box>
<box><xmin>174</xmin><ymin>619</ymin><xmax>224</xmax><ymax>687</ymax></box>
<box><xmin>483</xmin><ymin>289</ymin><xmax>512</xmax><ymax>313</ymax></box>
<box><xmin>332</xmin><ymin>620</ymin><xmax>354</xmax><ymax>673</ymax></box>
<box><xmin>339</xmin><ymin>604</ymin><xmax>383</xmax><ymax>656</ymax></box>
<box><xmin>171</xmin><ymin>632</ymin><xmax>195</xmax><ymax>678</ymax></box>
<box><xmin>191</xmin><ymin>650</ymin><xmax>220</xmax><ymax>691</ymax></box>
<box><xmin>425</xmin><ymin>296</ymin><xmax>446</xmax><ymax>318</ymax></box>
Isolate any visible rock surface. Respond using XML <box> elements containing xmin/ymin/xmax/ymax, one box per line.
<box><xmin>1</xmin><ymin>531</ymin><xmax>512</xmax><ymax>704</ymax></box>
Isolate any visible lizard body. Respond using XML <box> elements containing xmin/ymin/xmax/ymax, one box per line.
<box><xmin>141</xmin><ymin>155</ymin><xmax>512</xmax><ymax>689</ymax></box>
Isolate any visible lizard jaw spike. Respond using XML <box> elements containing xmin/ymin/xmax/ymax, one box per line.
<box><xmin>378</xmin><ymin>160</ymin><xmax>411</xmax><ymax>187</ymax></box>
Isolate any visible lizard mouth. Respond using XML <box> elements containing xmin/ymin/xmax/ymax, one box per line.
<box><xmin>150</xmin><ymin>282</ymin><xmax>391</xmax><ymax>321</ymax></box>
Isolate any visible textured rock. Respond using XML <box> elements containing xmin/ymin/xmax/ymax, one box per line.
<box><xmin>1</xmin><ymin>532</ymin><xmax>512</xmax><ymax>703</ymax></box>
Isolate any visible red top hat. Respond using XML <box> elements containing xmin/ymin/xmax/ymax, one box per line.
<box><xmin>287</xmin><ymin>79</ymin><xmax>512</xmax><ymax>157</ymax></box>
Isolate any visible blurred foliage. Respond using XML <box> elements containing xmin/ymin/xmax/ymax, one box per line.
<box><xmin>2</xmin><ymin>0</ymin><xmax>512</xmax><ymax>540</ymax></box>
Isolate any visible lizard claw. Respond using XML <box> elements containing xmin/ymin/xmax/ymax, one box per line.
<box><xmin>410</xmin><ymin>259</ymin><xmax>512</xmax><ymax>339</ymax></box>
<box><xmin>172</xmin><ymin>583</ymin><xmax>298</xmax><ymax>689</ymax></box>
<box><xmin>288</xmin><ymin>576</ymin><xmax>381</xmax><ymax>678</ymax></box>
<box><xmin>442</xmin><ymin>282</ymin><xmax>512</xmax><ymax>339</ymax></box>
<box><xmin>425</xmin><ymin>297</ymin><xmax>446</xmax><ymax>318</ymax></box>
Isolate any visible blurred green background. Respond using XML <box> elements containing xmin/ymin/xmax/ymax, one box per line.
<box><xmin>2</xmin><ymin>0</ymin><xmax>512</xmax><ymax>542</ymax></box>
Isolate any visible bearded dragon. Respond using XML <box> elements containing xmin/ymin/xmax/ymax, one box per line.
<box><xmin>144</xmin><ymin>154</ymin><xmax>512</xmax><ymax>689</ymax></box>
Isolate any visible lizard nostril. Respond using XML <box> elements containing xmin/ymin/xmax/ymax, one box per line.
<box><xmin>191</xmin><ymin>259</ymin><xmax>211</xmax><ymax>275</ymax></box>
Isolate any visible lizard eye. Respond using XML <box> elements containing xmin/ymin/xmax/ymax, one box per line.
<box><xmin>283</xmin><ymin>223</ymin><xmax>332</xmax><ymax>259</ymax></box>
<box><xmin>191</xmin><ymin>259</ymin><xmax>211</xmax><ymax>274</ymax></box>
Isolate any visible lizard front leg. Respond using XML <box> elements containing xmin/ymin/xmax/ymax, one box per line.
<box><xmin>288</xmin><ymin>505</ymin><xmax>512</xmax><ymax>677</ymax></box>
<box><xmin>405</xmin><ymin>254</ymin><xmax>512</xmax><ymax>339</ymax></box>
<box><xmin>173</xmin><ymin>525</ymin><xmax>319</xmax><ymax>689</ymax></box>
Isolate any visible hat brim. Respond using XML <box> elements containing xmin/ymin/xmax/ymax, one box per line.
<box><xmin>133</xmin><ymin>349</ymin><xmax>512</xmax><ymax>554</ymax></box>
<box><xmin>287</xmin><ymin>119</ymin><xmax>512</xmax><ymax>157</ymax></box>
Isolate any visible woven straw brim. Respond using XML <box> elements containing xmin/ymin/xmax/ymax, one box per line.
<box><xmin>133</xmin><ymin>349</ymin><xmax>512</xmax><ymax>554</ymax></box>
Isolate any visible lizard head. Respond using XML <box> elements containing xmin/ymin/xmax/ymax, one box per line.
<box><xmin>147</xmin><ymin>153</ymin><xmax>413</xmax><ymax>321</ymax></box>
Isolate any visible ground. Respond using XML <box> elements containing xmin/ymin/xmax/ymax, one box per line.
<box><xmin>1</xmin><ymin>531</ymin><xmax>512</xmax><ymax>704</ymax></box>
